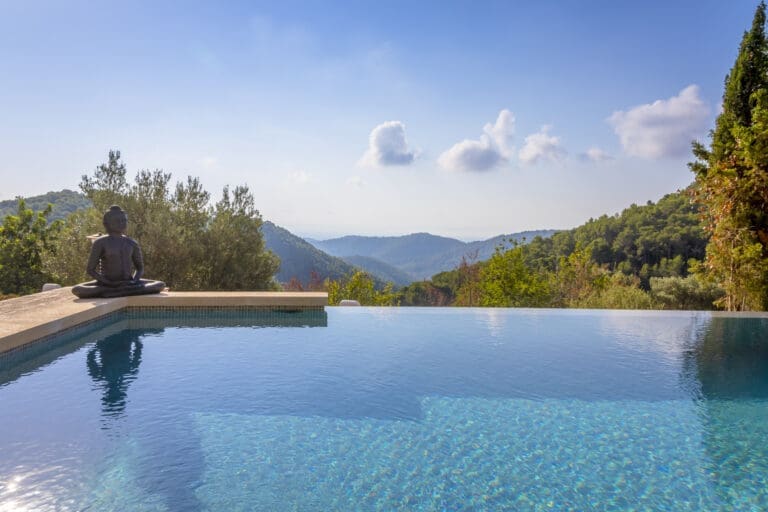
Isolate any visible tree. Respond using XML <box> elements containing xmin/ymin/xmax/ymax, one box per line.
<box><xmin>478</xmin><ymin>245</ymin><xmax>550</xmax><ymax>307</ymax></box>
<box><xmin>552</xmin><ymin>245</ymin><xmax>608</xmax><ymax>307</ymax></box>
<box><xmin>453</xmin><ymin>251</ymin><xmax>482</xmax><ymax>306</ymax></box>
<box><xmin>0</xmin><ymin>200</ymin><xmax>61</xmax><ymax>294</ymax></box>
<box><xmin>74</xmin><ymin>151</ymin><xmax>279</xmax><ymax>291</ymax></box>
<box><xmin>324</xmin><ymin>271</ymin><xmax>398</xmax><ymax>305</ymax></box>
<box><xmin>203</xmin><ymin>185</ymin><xmax>279</xmax><ymax>290</ymax></box>
<box><xmin>42</xmin><ymin>208</ymin><xmax>101</xmax><ymax>285</ymax></box>
<box><xmin>691</xmin><ymin>2</ymin><xmax>768</xmax><ymax>310</ymax></box>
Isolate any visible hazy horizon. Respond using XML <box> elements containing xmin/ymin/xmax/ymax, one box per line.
<box><xmin>0</xmin><ymin>1</ymin><xmax>757</xmax><ymax>240</ymax></box>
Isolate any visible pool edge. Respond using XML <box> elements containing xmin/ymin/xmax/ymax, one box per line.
<box><xmin>0</xmin><ymin>288</ymin><xmax>328</xmax><ymax>355</ymax></box>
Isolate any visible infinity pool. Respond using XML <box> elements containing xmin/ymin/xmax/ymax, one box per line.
<box><xmin>1</xmin><ymin>308</ymin><xmax>767</xmax><ymax>511</ymax></box>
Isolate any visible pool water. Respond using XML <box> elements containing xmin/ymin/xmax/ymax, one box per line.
<box><xmin>1</xmin><ymin>308</ymin><xmax>767</xmax><ymax>511</ymax></box>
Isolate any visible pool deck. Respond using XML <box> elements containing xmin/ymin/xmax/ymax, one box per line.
<box><xmin>0</xmin><ymin>287</ymin><xmax>328</xmax><ymax>355</ymax></box>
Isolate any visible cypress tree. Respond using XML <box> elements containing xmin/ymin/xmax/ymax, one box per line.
<box><xmin>691</xmin><ymin>1</ymin><xmax>768</xmax><ymax>310</ymax></box>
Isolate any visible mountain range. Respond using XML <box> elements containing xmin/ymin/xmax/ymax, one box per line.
<box><xmin>308</xmin><ymin>230</ymin><xmax>557</xmax><ymax>281</ymax></box>
<box><xmin>3</xmin><ymin>190</ymin><xmax>555</xmax><ymax>287</ymax></box>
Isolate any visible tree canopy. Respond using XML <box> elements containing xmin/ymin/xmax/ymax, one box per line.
<box><xmin>43</xmin><ymin>150</ymin><xmax>279</xmax><ymax>291</ymax></box>
<box><xmin>690</xmin><ymin>1</ymin><xmax>768</xmax><ymax>310</ymax></box>
<box><xmin>0</xmin><ymin>200</ymin><xmax>61</xmax><ymax>295</ymax></box>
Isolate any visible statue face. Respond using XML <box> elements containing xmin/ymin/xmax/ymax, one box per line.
<box><xmin>104</xmin><ymin>211</ymin><xmax>128</xmax><ymax>235</ymax></box>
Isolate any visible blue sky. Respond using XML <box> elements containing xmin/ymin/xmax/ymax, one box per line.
<box><xmin>0</xmin><ymin>1</ymin><xmax>760</xmax><ymax>240</ymax></box>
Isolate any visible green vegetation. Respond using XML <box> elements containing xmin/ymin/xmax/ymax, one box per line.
<box><xmin>41</xmin><ymin>150</ymin><xmax>280</xmax><ymax>291</ymax></box>
<box><xmin>326</xmin><ymin>270</ymin><xmax>399</xmax><ymax>306</ymax></box>
<box><xmin>0</xmin><ymin>200</ymin><xmax>62</xmax><ymax>295</ymax></box>
<box><xmin>399</xmin><ymin>189</ymin><xmax>719</xmax><ymax>310</ymax></box>
<box><xmin>690</xmin><ymin>1</ymin><xmax>768</xmax><ymax>311</ymax></box>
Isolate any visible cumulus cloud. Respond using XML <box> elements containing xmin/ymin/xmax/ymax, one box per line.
<box><xmin>518</xmin><ymin>126</ymin><xmax>566</xmax><ymax>165</ymax></box>
<box><xmin>360</xmin><ymin>121</ymin><xmax>417</xmax><ymax>166</ymax></box>
<box><xmin>608</xmin><ymin>85</ymin><xmax>710</xmax><ymax>159</ymax></box>
<box><xmin>438</xmin><ymin>109</ymin><xmax>515</xmax><ymax>172</ymax></box>
<box><xmin>579</xmin><ymin>147</ymin><xmax>613</xmax><ymax>162</ymax></box>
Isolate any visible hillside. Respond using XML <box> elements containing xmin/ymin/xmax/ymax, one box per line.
<box><xmin>0</xmin><ymin>190</ymin><xmax>91</xmax><ymax>222</ymax></box>
<box><xmin>340</xmin><ymin>255</ymin><xmax>413</xmax><ymax>287</ymax></box>
<box><xmin>523</xmin><ymin>189</ymin><xmax>706</xmax><ymax>281</ymax></box>
<box><xmin>261</xmin><ymin>221</ymin><xmax>359</xmax><ymax>285</ymax></box>
<box><xmin>399</xmin><ymin>188</ymin><xmax>712</xmax><ymax>307</ymax></box>
<box><xmin>310</xmin><ymin>230</ymin><xmax>557</xmax><ymax>280</ymax></box>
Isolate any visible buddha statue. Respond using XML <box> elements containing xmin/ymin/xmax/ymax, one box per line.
<box><xmin>72</xmin><ymin>205</ymin><xmax>166</xmax><ymax>298</ymax></box>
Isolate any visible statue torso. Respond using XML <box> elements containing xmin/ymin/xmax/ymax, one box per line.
<box><xmin>96</xmin><ymin>235</ymin><xmax>138</xmax><ymax>281</ymax></box>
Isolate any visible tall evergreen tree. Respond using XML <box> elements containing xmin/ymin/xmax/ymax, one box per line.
<box><xmin>691</xmin><ymin>1</ymin><xmax>768</xmax><ymax>310</ymax></box>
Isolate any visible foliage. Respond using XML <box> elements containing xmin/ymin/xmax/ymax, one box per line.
<box><xmin>523</xmin><ymin>189</ymin><xmax>707</xmax><ymax>286</ymax></box>
<box><xmin>573</xmin><ymin>273</ymin><xmax>657</xmax><ymax>310</ymax></box>
<box><xmin>650</xmin><ymin>275</ymin><xmax>725</xmax><ymax>310</ymax></box>
<box><xmin>478</xmin><ymin>244</ymin><xmax>551</xmax><ymax>307</ymax></box>
<box><xmin>325</xmin><ymin>271</ymin><xmax>398</xmax><ymax>306</ymax></box>
<box><xmin>690</xmin><ymin>2</ymin><xmax>768</xmax><ymax>310</ymax></box>
<box><xmin>551</xmin><ymin>246</ymin><xmax>609</xmax><ymax>307</ymax></box>
<box><xmin>0</xmin><ymin>200</ymin><xmax>61</xmax><ymax>294</ymax></box>
<box><xmin>202</xmin><ymin>185</ymin><xmax>279</xmax><ymax>290</ymax></box>
<box><xmin>397</xmin><ymin>280</ymin><xmax>454</xmax><ymax>306</ymax></box>
<box><xmin>42</xmin><ymin>208</ymin><xmax>101</xmax><ymax>285</ymax></box>
<box><xmin>453</xmin><ymin>252</ymin><xmax>483</xmax><ymax>306</ymax></box>
<box><xmin>44</xmin><ymin>150</ymin><xmax>280</xmax><ymax>291</ymax></box>
<box><xmin>399</xmin><ymin>189</ymin><xmax>714</xmax><ymax>310</ymax></box>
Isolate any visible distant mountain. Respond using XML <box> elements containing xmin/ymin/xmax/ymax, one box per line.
<box><xmin>310</xmin><ymin>230</ymin><xmax>557</xmax><ymax>280</ymax></box>
<box><xmin>340</xmin><ymin>255</ymin><xmax>414</xmax><ymax>287</ymax></box>
<box><xmin>0</xmin><ymin>190</ymin><xmax>91</xmax><ymax>222</ymax></box>
<box><xmin>261</xmin><ymin>221</ymin><xmax>359</xmax><ymax>285</ymax></box>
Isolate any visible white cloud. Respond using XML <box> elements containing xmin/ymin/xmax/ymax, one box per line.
<box><xmin>360</xmin><ymin>121</ymin><xmax>417</xmax><ymax>167</ymax></box>
<box><xmin>483</xmin><ymin>109</ymin><xmax>515</xmax><ymax>159</ymax></box>
<box><xmin>579</xmin><ymin>147</ymin><xmax>613</xmax><ymax>162</ymax></box>
<box><xmin>518</xmin><ymin>126</ymin><xmax>566</xmax><ymax>165</ymax></box>
<box><xmin>438</xmin><ymin>109</ymin><xmax>515</xmax><ymax>172</ymax></box>
<box><xmin>608</xmin><ymin>85</ymin><xmax>710</xmax><ymax>159</ymax></box>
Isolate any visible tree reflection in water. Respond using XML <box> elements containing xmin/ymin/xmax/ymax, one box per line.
<box><xmin>684</xmin><ymin>316</ymin><xmax>768</xmax><ymax>506</ymax></box>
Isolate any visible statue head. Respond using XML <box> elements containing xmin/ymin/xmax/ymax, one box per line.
<box><xmin>103</xmin><ymin>205</ymin><xmax>128</xmax><ymax>235</ymax></box>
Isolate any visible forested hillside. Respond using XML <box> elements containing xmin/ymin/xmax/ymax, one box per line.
<box><xmin>261</xmin><ymin>221</ymin><xmax>358</xmax><ymax>285</ymax></box>
<box><xmin>393</xmin><ymin>188</ymin><xmax>718</xmax><ymax>309</ymax></box>
<box><xmin>524</xmin><ymin>189</ymin><xmax>706</xmax><ymax>284</ymax></box>
<box><xmin>0</xmin><ymin>190</ymin><xmax>91</xmax><ymax>221</ymax></box>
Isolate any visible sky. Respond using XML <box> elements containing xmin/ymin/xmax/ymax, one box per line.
<box><xmin>0</xmin><ymin>1</ymin><xmax>761</xmax><ymax>240</ymax></box>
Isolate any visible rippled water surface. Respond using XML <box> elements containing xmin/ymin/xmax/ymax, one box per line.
<box><xmin>1</xmin><ymin>308</ymin><xmax>768</xmax><ymax>511</ymax></box>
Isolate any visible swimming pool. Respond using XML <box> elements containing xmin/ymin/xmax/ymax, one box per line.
<box><xmin>1</xmin><ymin>307</ymin><xmax>767</xmax><ymax>511</ymax></box>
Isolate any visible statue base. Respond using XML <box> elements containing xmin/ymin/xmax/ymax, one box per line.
<box><xmin>71</xmin><ymin>279</ymin><xmax>166</xmax><ymax>299</ymax></box>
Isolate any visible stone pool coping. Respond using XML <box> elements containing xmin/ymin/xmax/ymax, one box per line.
<box><xmin>0</xmin><ymin>287</ymin><xmax>328</xmax><ymax>355</ymax></box>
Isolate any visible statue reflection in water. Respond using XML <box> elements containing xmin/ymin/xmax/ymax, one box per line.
<box><xmin>87</xmin><ymin>330</ymin><xmax>152</xmax><ymax>421</ymax></box>
<box><xmin>683</xmin><ymin>316</ymin><xmax>768</xmax><ymax>504</ymax></box>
